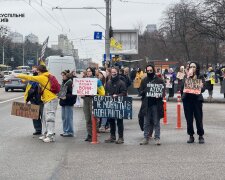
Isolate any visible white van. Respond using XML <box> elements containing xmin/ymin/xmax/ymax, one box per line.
<box><xmin>45</xmin><ymin>55</ymin><xmax>76</xmax><ymax>84</ymax></box>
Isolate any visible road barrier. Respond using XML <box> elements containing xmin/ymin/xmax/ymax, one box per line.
<box><xmin>163</xmin><ymin>97</ymin><xmax>168</xmax><ymax>125</ymax></box>
<box><xmin>91</xmin><ymin>114</ymin><xmax>99</xmax><ymax>144</ymax></box>
<box><xmin>176</xmin><ymin>91</ymin><xmax>182</xmax><ymax>129</ymax></box>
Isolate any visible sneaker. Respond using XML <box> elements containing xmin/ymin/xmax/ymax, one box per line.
<box><xmin>43</xmin><ymin>135</ymin><xmax>55</xmax><ymax>143</ymax></box>
<box><xmin>187</xmin><ymin>136</ymin><xmax>195</xmax><ymax>143</ymax></box>
<box><xmin>155</xmin><ymin>139</ymin><xmax>161</xmax><ymax>146</ymax></box>
<box><xmin>84</xmin><ymin>135</ymin><xmax>92</xmax><ymax>142</ymax></box>
<box><xmin>63</xmin><ymin>134</ymin><xmax>74</xmax><ymax>137</ymax></box>
<box><xmin>105</xmin><ymin>127</ymin><xmax>110</xmax><ymax>133</ymax></box>
<box><xmin>199</xmin><ymin>136</ymin><xmax>205</xmax><ymax>144</ymax></box>
<box><xmin>38</xmin><ymin>135</ymin><xmax>46</xmax><ymax>140</ymax></box>
<box><xmin>99</xmin><ymin>126</ymin><xmax>106</xmax><ymax>133</ymax></box>
<box><xmin>105</xmin><ymin>136</ymin><xmax>116</xmax><ymax>143</ymax></box>
<box><xmin>115</xmin><ymin>138</ymin><xmax>124</xmax><ymax>144</ymax></box>
<box><xmin>140</xmin><ymin>138</ymin><xmax>149</xmax><ymax>145</ymax></box>
<box><xmin>33</xmin><ymin>131</ymin><xmax>42</xmax><ymax>135</ymax></box>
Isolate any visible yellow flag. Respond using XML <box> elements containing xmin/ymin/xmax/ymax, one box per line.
<box><xmin>39</xmin><ymin>58</ymin><xmax>46</xmax><ymax>66</ymax></box>
<box><xmin>110</xmin><ymin>38</ymin><xmax>122</xmax><ymax>50</ymax></box>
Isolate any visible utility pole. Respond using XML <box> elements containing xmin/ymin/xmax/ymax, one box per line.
<box><xmin>105</xmin><ymin>0</ymin><xmax>111</xmax><ymax>66</ymax></box>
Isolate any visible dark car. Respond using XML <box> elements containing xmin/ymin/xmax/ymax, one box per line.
<box><xmin>4</xmin><ymin>77</ymin><xmax>27</xmax><ymax>92</ymax></box>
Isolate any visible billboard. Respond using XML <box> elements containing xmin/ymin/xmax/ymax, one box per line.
<box><xmin>110</xmin><ymin>29</ymin><xmax>138</xmax><ymax>55</ymax></box>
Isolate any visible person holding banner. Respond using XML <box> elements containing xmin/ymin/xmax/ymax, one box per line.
<box><xmin>181</xmin><ymin>62</ymin><xmax>205</xmax><ymax>144</ymax></box>
<box><xmin>105</xmin><ymin>67</ymin><xmax>127</xmax><ymax>144</ymax></box>
<box><xmin>59</xmin><ymin>70</ymin><xmax>77</xmax><ymax>137</ymax></box>
<box><xmin>83</xmin><ymin>67</ymin><xmax>105</xmax><ymax>142</ymax></box>
<box><xmin>16</xmin><ymin>65</ymin><xmax>58</xmax><ymax>143</ymax></box>
<box><xmin>139</xmin><ymin>64</ymin><xmax>165</xmax><ymax>146</ymax></box>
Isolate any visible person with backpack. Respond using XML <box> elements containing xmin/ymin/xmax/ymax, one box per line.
<box><xmin>59</xmin><ymin>70</ymin><xmax>77</xmax><ymax>137</ymax></box>
<box><xmin>16</xmin><ymin>65</ymin><xmax>60</xmax><ymax>143</ymax></box>
<box><xmin>24</xmin><ymin>66</ymin><xmax>43</xmax><ymax>135</ymax></box>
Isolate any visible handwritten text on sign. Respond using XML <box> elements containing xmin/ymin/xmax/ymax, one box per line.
<box><xmin>183</xmin><ymin>79</ymin><xmax>202</xmax><ymax>95</ymax></box>
<box><xmin>93</xmin><ymin>96</ymin><xmax>132</xmax><ymax>119</ymax></box>
<box><xmin>73</xmin><ymin>78</ymin><xmax>97</xmax><ymax>96</ymax></box>
<box><xmin>146</xmin><ymin>83</ymin><xmax>164</xmax><ymax>98</ymax></box>
<box><xmin>11</xmin><ymin>102</ymin><xmax>40</xmax><ymax>119</ymax></box>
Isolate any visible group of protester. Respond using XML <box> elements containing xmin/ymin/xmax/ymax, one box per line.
<box><xmin>131</xmin><ymin>63</ymin><xmax>225</xmax><ymax>100</ymax></box>
<box><xmin>14</xmin><ymin>61</ymin><xmax>225</xmax><ymax>145</ymax></box>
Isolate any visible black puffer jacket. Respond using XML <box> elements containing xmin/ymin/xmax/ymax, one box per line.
<box><xmin>59</xmin><ymin>79</ymin><xmax>77</xmax><ymax>106</ymax></box>
<box><xmin>106</xmin><ymin>75</ymin><xmax>127</xmax><ymax>96</ymax></box>
<box><xmin>139</xmin><ymin>75</ymin><xmax>165</xmax><ymax>118</ymax></box>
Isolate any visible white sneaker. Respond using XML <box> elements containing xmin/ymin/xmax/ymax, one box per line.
<box><xmin>43</xmin><ymin>136</ymin><xmax>55</xmax><ymax>143</ymax></box>
<box><xmin>39</xmin><ymin>135</ymin><xmax>46</xmax><ymax>140</ymax></box>
<box><xmin>155</xmin><ymin>139</ymin><xmax>161</xmax><ymax>146</ymax></box>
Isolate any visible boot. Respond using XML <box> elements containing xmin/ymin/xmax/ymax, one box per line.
<box><xmin>115</xmin><ymin>138</ymin><xmax>124</xmax><ymax>144</ymax></box>
<box><xmin>105</xmin><ymin>136</ymin><xmax>116</xmax><ymax>143</ymax></box>
<box><xmin>199</xmin><ymin>136</ymin><xmax>205</xmax><ymax>144</ymax></box>
<box><xmin>187</xmin><ymin>136</ymin><xmax>195</xmax><ymax>143</ymax></box>
<box><xmin>140</xmin><ymin>138</ymin><xmax>149</xmax><ymax>145</ymax></box>
<box><xmin>84</xmin><ymin>135</ymin><xmax>92</xmax><ymax>142</ymax></box>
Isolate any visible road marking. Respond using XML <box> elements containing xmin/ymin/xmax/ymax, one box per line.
<box><xmin>0</xmin><ymin>96</ymin><xmax>24</xmax><ymax>104</ymax></box>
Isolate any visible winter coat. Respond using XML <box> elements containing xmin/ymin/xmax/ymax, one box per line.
<box><xmin>105</xmin><ymin>75</ymin><xmax>127</xmax><ymax>96</ymax></box>
<box><xmin>119</xmin><ymin>74</ymin><xmax>131</xmax><ymax>88</ymax></box>
<box><xmin>139</xmin><ymin>75</ymin><xmax>165</xmax><ymax>118</ymax></box>
<box><xmin>59</xmin><ymin>79</ymin><xmax>77</xmax><ymax>106</ymax></box>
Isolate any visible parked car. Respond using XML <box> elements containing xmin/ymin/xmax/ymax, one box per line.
<box><xmin>4</xmin><ymin>77</ymin><xmax>27</xmax><ymax>92</ymax></box>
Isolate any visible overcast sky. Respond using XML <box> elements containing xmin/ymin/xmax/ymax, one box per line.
<box><xmin>0</xmin><ymin>0</ymin><xmax>180</xmax><ymax>64</ymax></box>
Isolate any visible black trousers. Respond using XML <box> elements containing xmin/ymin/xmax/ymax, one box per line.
<box><xmin>183</xmin><ymin>100</ymin><xmax>204</xmax><ymax>136</ymax></box>
<box><xmin>109</xmin><ymin>118</ymin><xmax>124</xmax><ymax>138</ymax></box>
<box><xmin>32</xmin><ymin>104</ymin><xmax>43</xmax><ymax>132</ymax></box>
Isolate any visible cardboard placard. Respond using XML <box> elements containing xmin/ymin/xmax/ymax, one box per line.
<box><xmin>73</xmin><ymin>78</ymin><xmax>97</xmax><ymax>96</ymax></box>
<box><xmin>165</xmin><ymin>74</ymin><xmax>172</xmax><ymax>88</ymax></box>
<box><xmin>93</xmin><ymin>96</ymin><xmax>132</xmax><ymax>119</ymax></box>
<box><xmin>11</xmin><ymin>102</ymin><xmax>40</xmax><ymax>119</ymax></box>
<box><xmin>146</xmin><ymin>83</ymin><xmax>164</xmax><ymax>98</ymax></box>
<box><xmin>183</xmin><ymin>79</ymin><xmax>202</xmax><ymax>95</ymax></box>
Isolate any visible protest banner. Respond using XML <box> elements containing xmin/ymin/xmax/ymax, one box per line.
<box><xmin>73</xmin><ymin>78</ymin><xmax>97</xmax><ymax>96</ymax></box>
<box><xmin>11</xmin><ymin>102</ymin><xmax>40</xmax><ymax>119</ymax></box>
<box><xmin>93</xmin><ymin>96</ymin><xmax>132</xmax><ymax>119</ymax></box>
<box><xmin>146</xmin><ymin>83</ymin><xmax>164</xmax><ymax>98</ymax></box>
<box><xmin>183</xmin><ymin>78</ymin><xmax>202</xmax><ymax>95</ymax></box>
<box><xmin>165</xmin><ymin>74</ymin><xmax>172</xmax><ymax>88</ymax></box>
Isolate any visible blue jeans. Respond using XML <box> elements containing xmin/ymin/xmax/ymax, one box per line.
<box><xmin>61</xmin><ymin>106</ymin><xmax>74</xmax><ymax>135</ymax></box>
<box><xmin>144</xmin><ymin>105</ymin><xmax>160</xmax><ymax>139</ymax></box>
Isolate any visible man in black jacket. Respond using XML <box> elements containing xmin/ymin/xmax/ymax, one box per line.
<box><xmin>105</xmin><ymin>67</ymin><xmax>127</xmax><ymax>144</ymax></box>
<box><xmin>139</xmin><ymin>64</ymin><xmax>165</xmax><ymax>145</ymax></box>
<box><xmin>26</xmin><ymin>67</ymin><xmax>43</xmax><ymax>135</ymax></box>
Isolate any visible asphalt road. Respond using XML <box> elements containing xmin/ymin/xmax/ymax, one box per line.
<box><xmin>0</xmin><ymin>88</ymin><xmax>225</xmax><ymax>180</ymax></box>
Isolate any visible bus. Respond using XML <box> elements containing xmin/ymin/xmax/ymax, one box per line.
<box><xmin>0</xmin><ymin>64</ymin><xmax>12</xmax><ymax>72</ymax></box>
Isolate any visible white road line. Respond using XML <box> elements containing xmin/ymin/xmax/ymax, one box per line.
<box><xmin>0</xmin><ymin>96</ymin><xmax>24</xmax><ymax>104</ymax></box>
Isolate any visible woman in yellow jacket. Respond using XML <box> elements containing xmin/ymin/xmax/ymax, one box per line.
<box><xmin>16</xmin><ymin>65</ymin><xmax>58</xmax><ymax>143</ymax></box>
<box><xmin>135</xmin><ymin>68</ymin><xmax>144</xmax><ymax>96</ymax></box>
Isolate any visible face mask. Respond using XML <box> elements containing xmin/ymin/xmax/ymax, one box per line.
<box><xmin>147</xmin><ymin>72</ymin><xmax>155</xmax><ymax>78</ymax></box>
<box><xmin>112</xmin><ymin>73</ymin><xmax>117</xmax><ymax>78</ymax></box>
<box><xmin>33</xmin><ymin>72</ymin><xmax>38</xmax><ymax>76</ymax></box>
